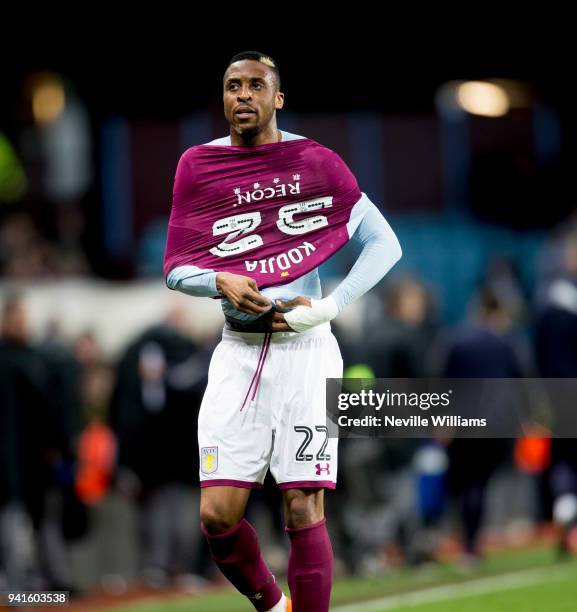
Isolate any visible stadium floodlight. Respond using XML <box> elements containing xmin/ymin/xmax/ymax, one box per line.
<box><xmin>456</xmin><ymin>80</ymin><xmax>510</xmax><ymax>118</ymax></box>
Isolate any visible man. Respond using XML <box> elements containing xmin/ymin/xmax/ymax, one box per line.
<box><xmin>0</xmin><ymin>294</ymin><xmax>76</xmax><ymax>590</ymax></box>
<box><xmin>109</xmin><ymin>309</ymin><xmax>208</xmax><ymax>586</ymax></box>
<box><xmin>536</xmin><ymin>234</ymin><xmax>577</xmax><ymax>555</ymax></box>
<box><xmin>164</xmin><ymin>51</ymin><xmax>402</xmax><ymax>612</ymax></box>
<box><xmin>441</xmin><ymin>289</ymin><xmax>521</xmax><ymax>563</ymax></box>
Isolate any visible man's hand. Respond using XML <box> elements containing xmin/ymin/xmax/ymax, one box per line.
<box><xmin>216</xmin><ymin>272</ymin><xmax>272</xmax><ymax>316</ymax></box>
<box><xmin>271</xmin><ymin>297</ymin><xmax>311</xmax><ymax>331</ymax></box>
<box><xmin>279</xmin><ymin>295</ymin><xmax>339</xmax><ymax>333</ymax></box>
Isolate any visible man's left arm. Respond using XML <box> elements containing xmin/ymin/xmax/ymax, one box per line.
<box><xmin>274</xmin><ymin>195</ymin><xmax>402</xmax><ymax>331</ymax></box>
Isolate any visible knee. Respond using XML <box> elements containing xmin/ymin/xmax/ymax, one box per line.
<box><xmin>200</xmin><ymin>501</ymin><xmax>241</xmax><ymax>534</ymax></box>
<box><xmin>284</xmin><ymin>490</ymin><xmax>324</xmax><ymax>529</ymax></box>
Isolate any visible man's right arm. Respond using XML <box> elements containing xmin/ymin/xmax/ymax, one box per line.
<box><xmin>166</xmin><ymin>265</ymin><xmax>219</xmax><ymax>298</ymax></box>
<box><xmin>166</xmin><ymin>266</ymin><xmax>272</xmax><ymax>317</ymax></box>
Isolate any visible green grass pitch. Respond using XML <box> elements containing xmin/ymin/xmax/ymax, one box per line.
<box><xmin>90</xmin><ymin>546</ymin><xmax>577</xmax><ymax>611</ymax></box>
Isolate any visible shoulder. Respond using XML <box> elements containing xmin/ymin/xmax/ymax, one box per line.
<box><xmin>297</xmin><ymin>138</ymin><xmax>348</xmax><ymax>164</ymax></box>
<box><xmin>176</xmin><ymin>143</ymin><xmax>213</xmax><ymax>171</ymax></box>
<box><xmin>173</xmin><ymin>146</ymin><xmax>206</xmax><ymax>192</ymax></box>
<box><xmin>279</xmin><ymin>130</ymin><xmax>306</xmax><ymax>142</ymax></box>
<box><xmin>300</xmin><ymin>141</ymin><xmax>356</xmax><ymax>182</ymax></box>
<box><xmin>177</xmin><ymin>145</ymin><xmax>202</xmax><ymax>165</ymax></box>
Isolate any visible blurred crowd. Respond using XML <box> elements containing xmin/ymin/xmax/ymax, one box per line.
<box><xmin>1</xmin><ymin>221</ymin><xmax>577</xmax><ymax>597</ymax></box>
<box><xmin>0</xmin><ymin>210</ymin><xmax>89</xmax><ymax>278</ymax></box>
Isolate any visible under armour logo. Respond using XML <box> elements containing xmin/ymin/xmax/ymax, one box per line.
<box><xmin>315</xmin><ymin>463</ymin><xmax>330</xmax><ymax>475</ymax></box>
<box><xmin>249</xmin><ymin>574</ymin><xmax>276</xmax><ymax>601</ymax></box>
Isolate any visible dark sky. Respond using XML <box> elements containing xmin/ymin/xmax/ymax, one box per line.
<box><xmin>1</xmin><ymin>17</ymin><xmax>573</xmax><ymax>258</ymax></box>
<box><xmin>3</xmin><ymin>23</ymin><xmax>572</xmax><ymax>120</ymax></box>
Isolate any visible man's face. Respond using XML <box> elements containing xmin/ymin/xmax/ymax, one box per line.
<box><xmin>223</xmin><ymin>60</ymin><xmax>284</xmax><ymax>136</ymax></box>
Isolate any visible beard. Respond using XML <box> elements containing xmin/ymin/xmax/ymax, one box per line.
<box><xmin>236</xmin><ymin>124</ymin><xmax>261</xmax><ymax>141</ymax></box>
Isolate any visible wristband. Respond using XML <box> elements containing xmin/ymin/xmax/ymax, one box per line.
<box><xmin>283</xmin><ymin>296</ymin><xmax>339</xmax><ymax>332</ymax></box>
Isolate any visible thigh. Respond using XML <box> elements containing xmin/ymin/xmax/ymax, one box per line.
<box><xmin>270</xmin><ymin>331</ymin><xmax>343</xmax><ymax>490</ymax></box>
<box><xmin>198</xmin><ymin>338</ymin><xmax>274</xmax><ymax>488</ymax></box>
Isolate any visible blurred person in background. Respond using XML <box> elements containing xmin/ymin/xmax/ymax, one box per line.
<box><xmin>536</xmin><ymin>232</ymin><xmax>577</xmax><ymax>377</ymax></box>
<box><xmin>361</xmin><ymin>276</ymin><xmax>436</xmax><ymax>378</ymax></box>
<box><xmin>74</xmin><ymin>330</ymin><xmax>104</xmax><ymax>371</ymax></box>
<box><xmin>0</xmin><ymin>73</ymin><xmax>92</xmax><ymax>280</ymax></box>
<box><xmin>109</xmin><ymin>306</ymin><xmax>209</xmax><ymax>590</ymax></box>
<box><xmin>18</xmin><ymin>72</ymin><xmax>91</xmax><ymax>276</ymax></box>
<box><xmin>537</xmin><ymin>212</ymin><xmax>577</xmax><ymax>285</ymax></box>
<box><xmin>436</xmin><ymin>288</ymin><xmax>524</xmax><ymax>564</ymax></box>
<box><xmin>0</xmin><ymin>212</ymin><xmax>59</xmax><ymax>277</ymax></box>
<box><xmin>39</xmin><ymin>318</ymin><xmax>84</xmax><ymax>474</ymax></box>
<box><xmin>72</xmin><ymin>358</ymin><xmax>123</xmax><ymax>592</ymax></box>
<box><xmin>484</xmin><ymin>256</ymin><xmax>527</xmax><ymax>327</ymax></box>
<box><xmin>336</xmin><ymin>277</ymin><xmax>437</xmax><ymax>569</ymax></box>
<box><xmin>0</xmin><ymin>293</ymin><xmax>79</xmax><ymax>591</ymax></box>
<box><xmin>535</xmin><ymin>232</ymin><xmax>577</xmax><ymax>555</ymax></box>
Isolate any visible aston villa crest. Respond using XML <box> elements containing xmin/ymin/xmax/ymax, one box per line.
<box><xmin>201</xmin><ymin>446</ymin><xmax>218</xmax><ymax>474</ymax></box>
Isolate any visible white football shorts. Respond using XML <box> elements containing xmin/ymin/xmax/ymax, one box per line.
<box><xmin>198</xmin><ymin>321</ymin><xmax>343</xmax><ymax>490</ymax></box>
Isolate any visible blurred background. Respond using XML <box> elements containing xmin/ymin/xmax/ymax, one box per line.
<box><xmin>2</xmin><ymin>28</ymin><xmax>577</xmax><ymax>610</ymax></box>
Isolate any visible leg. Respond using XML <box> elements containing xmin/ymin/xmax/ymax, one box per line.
<box><xmin>461</xmin><ymin>480</ymin><xmax>486</xmax><ymax>556</ymax></box>
<box><xmin>283</xmin><ymin>487</ymin><xmax>324</xmax><ymax>529</ymax></box>
<box><xmin>200</xmin><ymin>486</ymin><xmax>250</xmax><ymax>534</ymax></box>
<box><xmin>269</xmin><ymin>328</ymin><xmax>342</xmax><ymax>612</ymax></box>
<box><xmin>141</xmin><ymin>485</ymin><xmax>172</xmax><ymax>586</ymax></box>
<box><xmin>201</xmin><ymin>486</ymin><xmax>283</xmax><ymax>611</ymax></box>
<box><xmin>0</xmin><ymin>501</ymin><xmax>35</xmax><ymax>589</ymax></box>
<box><xmin>283</xmin><ymin>488</ymin><xmax>333</xmax><ymax>612</ymax></box>
<box><xmin>197</xmin><ymin>332</ymin><xmax>283</xmax><ymax>609</ymax></box>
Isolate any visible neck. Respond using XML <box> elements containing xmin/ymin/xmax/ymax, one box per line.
<box><xmin>230</xmin><ymin>121</ymin><xmax>281</xmax><ymax>146</ymax></box>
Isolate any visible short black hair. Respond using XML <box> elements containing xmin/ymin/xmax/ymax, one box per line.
<box><xmin>227</xmin><ymin>51</ymin><xmax>281</xmax><ymax>89</ymax></box>
<box><xmin>478</xmin><ymin>287</ymin><xmax>502</xmax><ymax>314</ymax></box>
